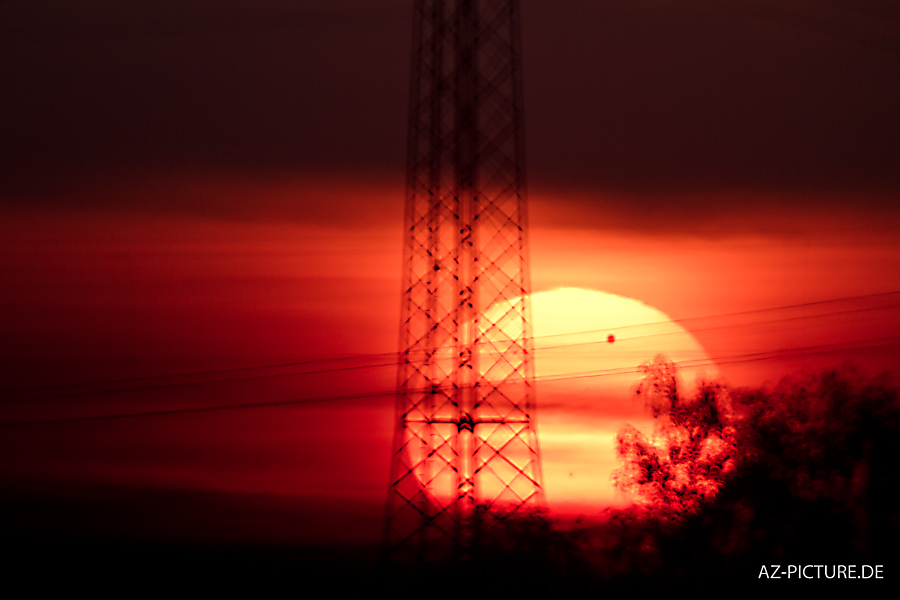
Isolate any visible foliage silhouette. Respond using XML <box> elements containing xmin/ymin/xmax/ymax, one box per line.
<box><xmin>601</xmin><ymin>358</ymin><xmax>900</xmax><ymax>580</ymax></box>
<box><xmin>613</xmin><ymin>355</ymin><xmax>737</xmax><ymax>518</ymax></box>
<box><xmin>390</xmin><ymin>506</ymin><xmax>590</xmax><ymax>590</ymax></box>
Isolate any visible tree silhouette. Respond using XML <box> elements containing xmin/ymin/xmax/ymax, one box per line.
<box><xmin>612</xmin><ymin>355</ymin><xmax>737</xmax><ymax>519</ymax></box>
<box><xmin>606</xmin><ymin>358</ymin><xmax>900</xmax><ymax>579</ymax></box>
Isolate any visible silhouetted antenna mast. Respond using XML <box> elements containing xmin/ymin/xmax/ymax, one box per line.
<box><xmin>384</xmin><ymin>0</ymin><xmax>543</xmax><ymax>566</ymax></box>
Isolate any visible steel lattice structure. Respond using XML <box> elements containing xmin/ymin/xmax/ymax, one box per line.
<box><xmin>383</xmin><ymin>0</ymin><xmax>543</xmax><ymax>566</ymax></box>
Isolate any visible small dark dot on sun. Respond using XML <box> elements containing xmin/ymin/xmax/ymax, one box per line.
<box><xmin>607</xmin><ymin>334</ymin><xmax>615</xmax><ymax>343</ymax></box>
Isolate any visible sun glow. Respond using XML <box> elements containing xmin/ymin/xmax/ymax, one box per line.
<box><xmin>526</xmin><ymin>287</ymin><xmax>718</xmax><ymax>513</ymax></box>
<box><xmin>400</xmin><ymin>288</ymin><xmax>716</xmax><ymax>513</ymax></box>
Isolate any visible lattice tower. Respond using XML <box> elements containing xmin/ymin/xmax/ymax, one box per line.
<box><xmin>383</xmin><ymin>0</ymin><xmax>544</xmax><ymax>566</ymax></box>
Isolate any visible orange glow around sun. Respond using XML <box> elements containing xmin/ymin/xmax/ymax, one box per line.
<box><xmin>525</xmin><ymin>287</ymin><xmax>718</xmax><ymax>513</ymax></box>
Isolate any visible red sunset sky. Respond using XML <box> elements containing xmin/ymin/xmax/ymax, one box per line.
<box><xmin>2</xmin><ymin>0</ymin><xmax>899</xmax><ymax>549</ymax></box>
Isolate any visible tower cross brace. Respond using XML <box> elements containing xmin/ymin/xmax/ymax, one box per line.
<box><xmin>383</xmin><ymin>0</ymin><xmax>544</xmax><ymax>566</ymax></box>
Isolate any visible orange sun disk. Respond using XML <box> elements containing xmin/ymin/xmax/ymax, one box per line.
<box><xmin>525</xmin><ymin>287</ymin><xmax>718</xmax><ymax>514</ymax></box>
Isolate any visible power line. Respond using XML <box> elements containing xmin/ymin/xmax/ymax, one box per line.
<box><xmin>3</xmin><ymin>333</ymin><xmax>898</xmax><ymax>428</ymax></box>
<box><xmin>536</xmin><ymin>301</ymin><xmax>900</xmax><ymax>352</ymax></box>
<box><xmin>5</xmin><ymin>290</ymin><xmax>899</xmax><ymax>401</ymax></box>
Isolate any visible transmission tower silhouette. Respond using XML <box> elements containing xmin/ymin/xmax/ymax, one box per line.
<box><xmin>383</xmin><ymin>0</ymin><xmax>543</xmax><ymax>566</ymax></box>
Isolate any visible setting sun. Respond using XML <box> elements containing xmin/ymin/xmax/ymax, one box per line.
<box><xmin>3</xmin><ymin>0</ymin><xmax>900</xmax><ymax>587</ymax></box>
<box><xmin>526</xmin><ymin>287</ymin><xmax>717</xmax><ymax>512</ymax></box>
